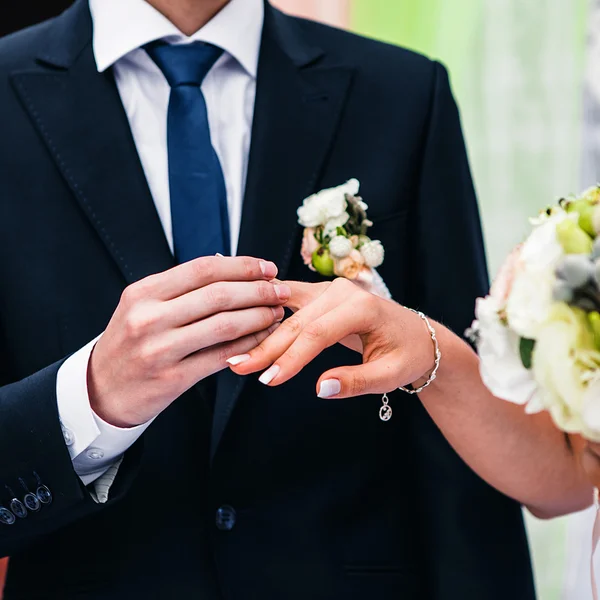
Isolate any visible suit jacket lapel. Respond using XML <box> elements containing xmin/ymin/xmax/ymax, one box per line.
<box><xmin>11</xmin><ymin>1</ymin><xmax>175</xmax><ymax>286</ymax></box>
<box><xmin>211</xmin><ymin>5</ymin><xmax>355</xmax><ymax>460</ymax></box>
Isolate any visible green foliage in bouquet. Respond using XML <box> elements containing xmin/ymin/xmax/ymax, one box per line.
<box><xmin>520</xmin><ymin>338</ymin><xmax>535</xmax><ymax>370</ymax></box>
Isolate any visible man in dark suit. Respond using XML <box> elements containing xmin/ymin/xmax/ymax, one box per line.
<box><xmin>0</xmin><ymin>0</ymin><xmax>539</xmax><ymax>598</ymax></box>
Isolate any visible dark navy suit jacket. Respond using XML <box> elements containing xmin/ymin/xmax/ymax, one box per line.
<box><xmin>0</xmin><ymin>1</ymin><xmax>535</xmax><ymax>598</ymax></box>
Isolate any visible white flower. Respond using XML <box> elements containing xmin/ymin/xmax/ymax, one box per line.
<box><xmin>297</xmin><ymin>200</ymin><xmax>326</xmax><ymax>228</ymax></box>
<box><xmin>329</xmin><ymin>235</ymin><xmax>353</xmax><ymax>258</ymax></box>
<box><xmin>532</xmin><ymin>303</ymin><xmax>597</xmax><ymax>435</ymax></box>
<box><xmin>297</xmin><ymin>179</ymin><xmax>360</xmax><ymax>228</ymax></box>
<box><xmin>474</xmin><ymin>295</ymin><xmax>539</xmax><ymax>408</ymax></box>
<box><xmin>341</xmin><ymin>178</ymin><xmax>360</xmax><ymax>197</ymax></box>
<box><xmin>505</xmin><ymin>209</ymin><xmax>574</xmax><ymax>339</ymax></box>
<box><xmin>359</xmin><ymin>240</ymin><xmax>385</xmax><ymax>268</ymax></box>
<box><xmin>322</xmin><ymin>213</ymin><xmax>350</xmax><ymax>237</ymax></box>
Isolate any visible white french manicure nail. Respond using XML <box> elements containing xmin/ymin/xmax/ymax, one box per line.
<box><xmin>226</xmin><ymin>354</ymin><xmax>250</xmax><ymax>366</ymax></box>
<box><xmin>318</xmin><ymin>379</ymin><xmax>341</xmax><ymax>399</ymax></box>
<box><xmin>259</xmin><ymin>364</ymin><xmax>280</xmax><ymax>385</ymax></box>
<box><xmin>215</xmin><ymin>253</ymin><xmax>224</xmax><ymax>257</ymax></box>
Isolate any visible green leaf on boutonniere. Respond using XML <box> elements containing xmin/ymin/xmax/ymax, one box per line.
<box><xmin>315</xmin><ymin>226</ymin><xmax>325</xmax><ymax>245</ymax></box>
<box><xmin>519</xmin><ymin>338</ymin><xmax>535</xmax><ymax>370</ymax></box>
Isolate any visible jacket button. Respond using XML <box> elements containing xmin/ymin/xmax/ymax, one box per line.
<box><xmin>36</xmin><ymin>485</ymin><xmax>52</xmax><ymax>505</ymax></box>
<box><xmin>0</xmin><ymin>508</ymin><xmax>15</xmax><ymax>525</ymax></box>
<box><xmin>23</xmin><ymin>493</ymin><xmax>41</xmax><ymax>512</ymax></box>
<box><xmin>10</xmin><ymin>498</ymin><xmax>27</xmax><ymax>518</ymax></box>
<box><xmin>215</xmin><ymin>505</ymin><xmax>237</xmax><ymax>531</ymax></box>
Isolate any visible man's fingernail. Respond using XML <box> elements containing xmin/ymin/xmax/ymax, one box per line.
<box><xmin>260</xmin><ymin>260</ymin><xmax>278</xmax><ymax>278</ymax></box>
<box><xmin>274</xmin><ymin>284</ymin><xmax>291</xmax><ymax>300</ymax></box>
<box><xmin>227</xmin><ymin>354</ymin><xmax>251</xmax><ymax>366</ymax></box>
<box><xmin>259</xmin><ymin>364</ymin><xmax>280</xmax><ymax>385</ymax></box>
<box><xmin>271</xmin><ymin>306</ymin><xmax>285</xmax><ymax>320</ymax></box>
<box><xmin>268</xmin><ymin>322</ymin><xmax>281</xmax><ymax>334</ymax></box>
<box><xmin>318</xmin><ymin>379</ymin><xmax>341</xmax><ymax>399</ymax></box>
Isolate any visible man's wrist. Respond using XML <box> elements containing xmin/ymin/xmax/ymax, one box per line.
<box><xmin>87</xmin><ymin>342</ymin><xmax>142</xmax><ymax>428</ymax></box>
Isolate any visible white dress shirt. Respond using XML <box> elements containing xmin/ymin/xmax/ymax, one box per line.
<box><xmin>56</xmin><ymin>0</ymin><xmax>264</xmax><ymax>498</ymax></box>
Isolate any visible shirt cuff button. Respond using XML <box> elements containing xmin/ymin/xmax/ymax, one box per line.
<box><xmin>61</xmin><ymin>425</ymin><xmax>75</xmax><ymax>447</ymax></box>
<box><xmin>87</xmin><ymin>448</ymin><xmax>105</xmax><ymax>460</ymax></box>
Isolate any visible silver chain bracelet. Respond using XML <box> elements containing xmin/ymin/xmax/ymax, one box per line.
<box><xmin>379</xmin><ymin>308</ymin><xmax>442</xmax><ymax>422</ymax></box>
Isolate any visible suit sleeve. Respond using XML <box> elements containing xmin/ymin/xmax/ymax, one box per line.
<box><xmin>406</xmin><ymin>63</ymin><xmax>535</xmax><ymax>598</ymax></box>
<box><xmin>0</xmin><ymin>358</ymin><xmax>143</xmax><ymax>557</ymax></box>
<box><xmin>407</xmin><ymin>61</ymin><xmax>489</xmax><ymax>329</ymax></box>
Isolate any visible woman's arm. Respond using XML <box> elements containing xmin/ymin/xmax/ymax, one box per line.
<box><xmin>418</xmin><ymin>323</ymin><xmax>591</xmax><ymax>518</ymax></box>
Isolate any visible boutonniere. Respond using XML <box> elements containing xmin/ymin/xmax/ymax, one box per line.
<box><xmin>297</xmin><ymin>179</ymin><xmax>391</xmax><ymax>299</ymax></box>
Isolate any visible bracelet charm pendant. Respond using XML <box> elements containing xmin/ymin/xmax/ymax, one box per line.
<box><xmin>379</xmin><ymin>393</ymin><xmax>393</xmax><ymax>422</ymax></box>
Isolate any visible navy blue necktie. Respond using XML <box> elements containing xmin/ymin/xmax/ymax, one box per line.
<box><xmin>146</xmin><ymin>42</ymin><xmax>230</xmax><ymax>262</ymax></box>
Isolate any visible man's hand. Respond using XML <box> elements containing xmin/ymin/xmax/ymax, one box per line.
<box><xmin>88</xmin><ymin>256</ymin><xmax>290</xmax><ymax>427</ymax></box>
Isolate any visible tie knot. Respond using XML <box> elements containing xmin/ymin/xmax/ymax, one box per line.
<box><xmin>146</xmin><ymin>42</ymin><xmax>224</xmax><ymax>88</ymax></box>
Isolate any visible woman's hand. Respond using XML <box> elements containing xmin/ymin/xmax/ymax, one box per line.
<box><xmin>226</xmin><ymin>280</ymin><xmax>597</xmax><ymax>515</ymax></box>
<box><xmin>226</xmin><ymin>278</ymin><xmax>436</xmax><ymax>398</ymax></box>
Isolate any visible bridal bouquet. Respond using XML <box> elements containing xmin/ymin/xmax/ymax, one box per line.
<box><xmin>469</xmin><ymin>187</ymin><xmax>600</xmax><ymax>442</ymax></box>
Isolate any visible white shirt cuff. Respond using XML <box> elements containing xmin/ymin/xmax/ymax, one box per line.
<box><xmin>56</xmin><ymin>335</ymin><xmax>153</xmax><ymax>487</ymax></box>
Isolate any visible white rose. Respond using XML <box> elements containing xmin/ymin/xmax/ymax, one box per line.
<box><xmin>529</xmin><ymin>302</ymin><xmax>600</xmax><ymax>441</ymax></box>
<box><xmin>505</xmin><ymin>210</ymin><xmax>573</xmax><ymax>339</ymax></box>
<box><xmin>329</xmin><ymin>235</ymin><xmax>353</xmax><ymax>258</ymax></box>
<box><xmin>323</xmin><ymin>213</ymin><xmax>350</xmax><ymax>237</ymax></box>
<box><xmin>319</xmin><ymin>190</ymin><xmax>349</xmax><ymax>219</ymax></box>
<box><xmin>474</xmin><ymin>295</ymin><xmax>539</xmax><ymax>408</ymax></box>
<box><xmin>532</xmin><ymin>304</ymin><xmax>592</xmax><ymax>434</ymax></box>
<box><xmin>339</xmin><ymin>178</ymin><xmax>360</xmax><ymax>198</ymax></box>
<box><xmin>505</xmin><ymin>270</ymin><xmax>557</xmax><ymax>340</ymax></box>
<box><xmin>359</xmin><ymin>240</ymin><xmax>385</xmax><ymax>268</ymax></box>
<box><xmin>297</xmin><ymin>197</ymin><xmax>325</xmax><ymax>228</ymax></box>
<box><xmin>297</xmin><ymin>179</ymin><xmax>360</xmax><ymax>228</ymax></box>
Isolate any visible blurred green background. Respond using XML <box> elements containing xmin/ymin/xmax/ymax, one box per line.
<box><xmin>351</xmin><ymin>0</ymin><xmax>588</xmax><ymax>274</ymax></box>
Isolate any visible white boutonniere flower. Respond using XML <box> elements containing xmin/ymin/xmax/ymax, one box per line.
<box><xmin>297</xmin><ymin>179</ymin><xmax>359</xmax><ymax>229</ymax></box>
<box><xmin>297</xmin><ymin>179</ymin><xmax>391</xmax><ymax>299</ymax></box>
